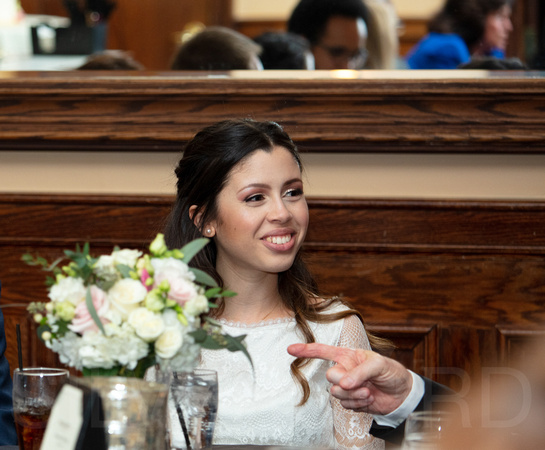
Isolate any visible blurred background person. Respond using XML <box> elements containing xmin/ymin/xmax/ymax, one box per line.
<box><xmin>0</xmin><ymin>282</ymin><xmax>17</xmax><ymax>446</ymax></box>
<box><xmin>406</xmin><ymin>0</ymin><xmax>514</xmax><ymax>69</ymax></box>
<box><xmin>77</xmin><ymin>50</ymin><xmax>145</xmax><ymax>70</ymax></box>
<box><xmin>170</xmin><ymin>26</ymin><xmax>263</xmax><ymax>71</ymax></box>
<box><xmin>253</xmin><ymin>31</ymin><xmax>314</xmax><ymax>70</ymax></box>
<box><xmin>287</xmin><ymin>0</ymin><xmax>370</xmax><ymax>70</ymax></box>
<box><xmin>439</xmin><ymin>337</ymin><xmax>545</xmax><ymax>450</ymax></box>
<box><xmin>364</xmin><ymin>0</ymin><xmax>400</xmax><ymax>69</ymax></box>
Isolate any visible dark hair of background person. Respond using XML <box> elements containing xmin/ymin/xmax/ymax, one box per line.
<box><xmin>458</xmin><ymin>56</ymin><xmax>527</xmax><ymax>69</ymax></box>
<box><xmin>287</xmin><ymin>0</ymin><xmax>370</xmax><ymax>45</ymax></box>
<box><xmin>428</xmin><ymin>0</ymin><xmax>514</xmax><ymax>51</ymax></box>
<box><xmin>253</xmin><ymin>31</ymin><xmax>312</xmax><ymax>69</ymax></box>
<box><xmin>77</xmin><ymin>50</ymin><xmax>145</xmax><ymax>70</ymax></box>
<box><xmin>163</xmin><ymin>118</ymin><xmax>392</xmax><ymax>404</ymax></box>
<box><xmin>170</xmin><ymin>26</ymin><xmax>262</xmax><ymax>70</ymax></box>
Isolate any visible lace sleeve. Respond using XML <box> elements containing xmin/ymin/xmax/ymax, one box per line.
<box><xmin>332</xmin><ymin>315</ymin><xmax>385</xmax><ymax>450</ymax></box>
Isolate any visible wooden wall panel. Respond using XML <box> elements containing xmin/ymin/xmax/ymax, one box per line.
<box><xmin>1</xmin><ymin>73</ymin><xmax>544</xmax><ymax>154</ymax></box>
<box><xmin>1</xmin><ymin>194</ymin><xmax>544</xmax><ymax>390</ymax></box>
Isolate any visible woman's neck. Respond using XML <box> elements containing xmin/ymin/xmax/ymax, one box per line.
<box><xmin>216</xmin><ymin>268</ymin><xmax>289</xmax><ymax>323</ymax></box>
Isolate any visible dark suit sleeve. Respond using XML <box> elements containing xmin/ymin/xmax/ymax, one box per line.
<box><xmin>0</xmin><ymin>283</ymin><xmax>18</xmax><ymax>445</ymax></box>
<box><xmin>369</xmin><ymin>376</ymin><xmax>454</xmax><ymax>445</ymax></box>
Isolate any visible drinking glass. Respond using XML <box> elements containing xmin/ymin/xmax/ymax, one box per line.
<box><xmin>12</xmin><ymin>367</ymin><xmax>69</xmax><ymax>450</ymax></box>
<box><xmin>167</xmin><ymin>369</ymin><xmax>218</xmax><ymax>450</ymax></box>
<box><xmin>402</xmin><ymin>411</ymin><xmax>451</xmax><ymax>450</ymax></box>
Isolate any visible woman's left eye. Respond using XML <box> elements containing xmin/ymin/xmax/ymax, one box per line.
<box><xmin>285</xmin><ymin>188</ymin><xmax>303</xmax><ymax>197</ymax></box>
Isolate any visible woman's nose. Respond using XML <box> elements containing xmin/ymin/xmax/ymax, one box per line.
<box><xmin>269</xmin><ymin>199</ymin><xmax>292</xmax><ymax>222</ymax></box>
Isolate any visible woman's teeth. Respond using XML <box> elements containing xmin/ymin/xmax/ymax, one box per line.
<box><xmin>266</xmin><ymin>235</ymin><xmax>292</xmax><ymax>244</ymax></box>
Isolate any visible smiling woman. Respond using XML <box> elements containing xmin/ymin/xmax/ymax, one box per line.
<box><xmin>161</xmin><ymin>118</ymin><xmax>389</xmax><ymax>448</ymax></box>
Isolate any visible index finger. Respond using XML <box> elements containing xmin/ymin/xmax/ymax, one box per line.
<box><xmin>287</xmin><ymin>343</ymin><xmax>359</xmax><ymax>369</ymax></box>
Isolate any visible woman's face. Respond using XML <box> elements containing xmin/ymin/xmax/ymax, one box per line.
<box><xmin>210</xmin><ymin>146</ymin><xmax>309</xmax><ymax>278</ymax></box>
<box><xmin>483</xmin><ymin>4</ymin><xmax>513</xmax><ymax>51</ymax></box>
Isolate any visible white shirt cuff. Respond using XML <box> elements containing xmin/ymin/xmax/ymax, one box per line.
<box><xmin>372</xmin><ymin>371</ymin><xmax>425</xmax><ymax>428</ymax></box>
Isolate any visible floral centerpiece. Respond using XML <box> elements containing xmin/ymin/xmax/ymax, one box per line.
<box><xmin>23</xmin><ymin>233</ymin><xmax>250</xmax><ymax>377</ymax></box>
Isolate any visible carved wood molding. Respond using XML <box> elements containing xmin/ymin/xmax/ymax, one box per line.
<box><xmin>1</xmin><ymin>73</ymin><xmax>544</xmax><ymax>153</ymax></box>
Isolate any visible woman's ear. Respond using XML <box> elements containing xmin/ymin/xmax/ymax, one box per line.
<box><xmin>189</xmin><ymin>205</ymin><xmax>215</xmax><ymax>237</ymax></box>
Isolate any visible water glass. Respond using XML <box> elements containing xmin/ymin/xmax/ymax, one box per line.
<box><xmin>403</xmin><ymin>411</ymin><xmax>451</xmax><ymax>450</ymax></box>
<box><xmin>167</xmin><ymin>369</ymin><xmax>218</xmax><ymax>450</ymax></box>
<box><xmin>12</xmin><ymin>367</ymin><xmax>69</xmax><ymax>450</ymax></box>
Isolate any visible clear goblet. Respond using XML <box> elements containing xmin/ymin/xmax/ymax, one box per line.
<box><xmin>402</xmin><ymin>410</ymin><xmax>451</xmax><ymax>450</ymax></box>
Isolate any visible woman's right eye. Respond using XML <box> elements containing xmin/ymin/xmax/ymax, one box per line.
<box><xmin>245</xmin><ymin>194</ymin><xmax>265</xmax><ymax>202</ymax></box>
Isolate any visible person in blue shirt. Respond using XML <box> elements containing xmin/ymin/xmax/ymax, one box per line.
<box><xmin>406</xmin><ymin>0</ymin><xmax>514</xmax><ymax>69</ymax></box>
<box><xmin>0</xmin><ymin>282</ymin><xmax>18</xmax><ymax>445</ymax></box>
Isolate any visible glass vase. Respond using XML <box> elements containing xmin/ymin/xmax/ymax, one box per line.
<box><xmin>75</xmin><ymin>376</ymin><xmax>168</xmax><ymax>450</ymax></box>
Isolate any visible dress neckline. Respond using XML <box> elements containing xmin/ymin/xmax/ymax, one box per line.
<box><xmin>217</xmin><ymin>317</ymin><xmax>295</xmax><ymax>329</ymax></box>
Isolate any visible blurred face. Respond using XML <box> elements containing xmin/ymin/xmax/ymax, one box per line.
<box><xmin>483</xmin><ymin>4</ymin><xmax>513</xmax><ymax>51</ymax></box>
<box><xmin>312</xmin><ymin>15</ymin><xmax>368</xmax><ymax>70</ymax></box>
<box><xmin>210</xmin><ymin>146</ymin><xmax>309</xmax><ymax>278</ymax></box>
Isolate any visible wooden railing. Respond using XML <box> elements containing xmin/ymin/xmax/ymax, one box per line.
<box><xmin>1</xmin><ymin>72</ymin><xmax>544</xmax><ymax>154</ymax></box>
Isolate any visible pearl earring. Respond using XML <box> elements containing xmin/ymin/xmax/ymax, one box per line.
<box><xmin>206</xmin><ymin>228</ymin><xmax>212</xmax><ymax>236</ymax></box>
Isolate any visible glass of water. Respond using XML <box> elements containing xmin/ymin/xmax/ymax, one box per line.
<box><xmin>167</xmin><ymin>369</ymin><xmax>218</xmax><ymax>450</ymax></box>
<box><xmin>402</xmin><ymin>411</ymin><xmax>451</xmax><ymax>450</ymax></box>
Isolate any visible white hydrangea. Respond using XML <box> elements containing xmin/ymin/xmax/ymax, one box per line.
<box><xmin>48</xmin><ymin>277</ymin><xmax>86</xmax><ymax>306</ymax></box>
<box><xmin>158</xmin><ymin>334</ymin><xmax>201</xmax><ymax>373</ymax></box>
<box><xmin>104</xmin><ymin>323</ymin><xmax>149</xmax><ymax>370</ymax></box>
<box><xmin>47</xmin><ymin>331</ymin><xmax>82</xmax><ymax>368</ymax></box>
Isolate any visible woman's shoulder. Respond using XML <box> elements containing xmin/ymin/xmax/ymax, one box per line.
<box><xmin>312</xmin><ymin>296</ymin><xmax>356</xmax><ymax>314</ymax></box>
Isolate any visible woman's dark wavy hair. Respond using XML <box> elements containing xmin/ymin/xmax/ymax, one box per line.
<box><xmin>164</xmin><ymin>118</ymin><xmax>391</xmax><ymax>404</ymax></box>
<box><xmin>429</xmin><ymin>0</ymin><xmax>513</xmax><ymax>50</ymax></box>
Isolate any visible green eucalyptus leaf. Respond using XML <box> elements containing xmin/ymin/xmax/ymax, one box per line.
<box><xmin>116</xmin><ymin>263</ymin><xmax>133</xmax><ymax>278</ymax></box>
<box><xmin>181</xmin><ymin>238</ymin><xmax>209</xmax><ymax>263</ymax></box>
<box><xmin>85</xmin><ymin>288</ymin><xmax>106</xmax><ymax>335</ymax></box>
<box><xmin>224</xmin><ymin>334</ymin><xmax>253</xmax><ymax>367</ymax></box>
<box><xmin>221</xmin><ymin>290</ymin><xmax>237</xmax><ymax>298</ymax></box>
<box><xmin>204</xmin><ymin>287</ymin><xmax>222</xmax><ymax>299</ymax></box>
<box><xmin>190</xmin><ymin>267</ymin><xmax>217</xmax><ymax>287</ymax></box>
<box><xmin>189</xmin><ymin>328</ymin><xmax>208</xmax><ymax>343</ymax></box>
<box><xmin>82</xmin><ymin>367</ymin><xmax>120</xmax><ymax>377</ymax></box>
<box><xmin>204</xmin><ymin>316</ymin><xmax>222</xmax><ymax>327</ymax></box>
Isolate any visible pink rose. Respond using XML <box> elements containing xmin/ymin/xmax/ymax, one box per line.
<box><xmin>69</xmin><ymin>286</ymin><xmax>110</xmax><ymax>335</ymax></box>
<box><xmin>151</xmin><ymin>258</ymin><xmax>198</xmax><ymax>307</ymax></box>
<box><xmin>154</xmin><ymin>270</ymin><xmax>198</xmax><ymax>307</ymax></box>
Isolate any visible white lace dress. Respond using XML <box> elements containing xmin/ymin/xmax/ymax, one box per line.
<box><xmin>194</xmin><ymin>303</ymin><xmax>384</xmax><ymax>449</ymax></box>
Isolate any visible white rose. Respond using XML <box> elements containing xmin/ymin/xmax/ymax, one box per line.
<box><xmin>108</xmin><ymin>278</ymin><xmax>147</xmax><ymax>319</ymax></box>
<box><xmin>94</xmin><ymin>255</ymin><xmax>117</xmax><ymax>280</ymax></box>
<box><xmin>128</xmin><ymin>308</ymin><xmax>165</xmax><ymax>342</ymax></box>
<box><xmin>184</xmin><ymin>294</ymin><xmax>209</xmax><ymax>317</ymax></box>
<box><xmin>155</xmin><ymin>327</ymin><xmax>183</xmax><ymax>359</ymax></box>
<box><xmin>48</xmin><ymin>277</ymin><xmax>86</xmax><ymax>306</ymax></box>
<box><xmin>112</xmin><ymin>249</ymin><xmax>142</xmax><ymax>268</ymax></box>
